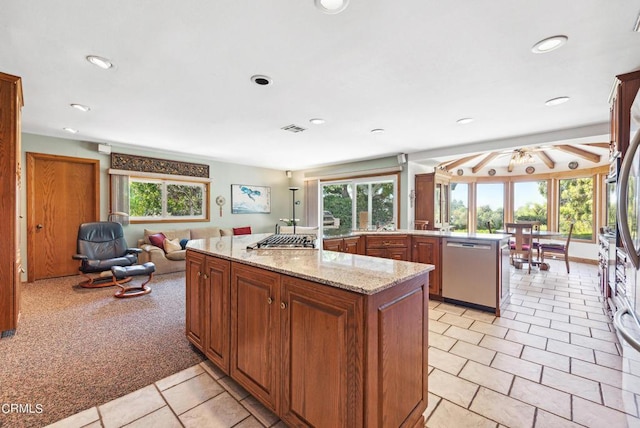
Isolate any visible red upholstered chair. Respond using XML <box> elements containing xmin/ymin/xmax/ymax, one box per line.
<box><xmin>540</xmin><ymin>223</ymin><xmax>574</xmax><ymax>273</ymax></box>
<box><xmin>233</xmin><ymin>226</ymin><xmax>252</xmax><ymax>235</ymax></box>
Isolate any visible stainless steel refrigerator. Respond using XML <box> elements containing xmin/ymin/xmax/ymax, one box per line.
<box><xmin>614</xmin><ymin>97</ymin><xmax>640</xmax><ymax>421</ymax></box>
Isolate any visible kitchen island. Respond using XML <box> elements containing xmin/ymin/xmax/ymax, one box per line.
<box><xmin>186</xmin><ymin>233</ymin><xmax>433</xmax><ymax>428</ymax></box>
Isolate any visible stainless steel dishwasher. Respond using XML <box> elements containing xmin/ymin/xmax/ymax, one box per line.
<box><xmin>442</xmin><ymin>238</ymin><xmax>497</xmax><ymax>309</ymax></box>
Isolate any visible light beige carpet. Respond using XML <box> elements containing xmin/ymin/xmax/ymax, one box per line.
<box><xmin>0</xmin><ymin>272</ymin><xmax>205</xmax><ymax>428</ymax></box>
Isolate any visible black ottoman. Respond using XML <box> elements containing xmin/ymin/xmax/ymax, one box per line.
<box><xmin>111</xmin><ymin>262</ymin><xmax>155</xmax><ymax>298</ymax></box>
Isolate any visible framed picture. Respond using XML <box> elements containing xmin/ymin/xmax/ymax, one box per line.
<box><xmin>231</xmin><ymin>184</ymin><xmax>271</xmax><ymax>214</ymax></box>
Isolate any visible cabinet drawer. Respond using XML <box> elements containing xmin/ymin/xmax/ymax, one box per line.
<box><xmin>365</xmin><ymin>235</ymin><xmax>409</xmax><ymax>248</ymax></box>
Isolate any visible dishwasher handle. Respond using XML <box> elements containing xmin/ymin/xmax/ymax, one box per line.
<box><xmin>446</xmin><ymin>242</ymin><xmax>492</xmax><ymax>250</ymax></box>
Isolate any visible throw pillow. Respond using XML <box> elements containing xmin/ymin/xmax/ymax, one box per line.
<box><xmin>148</xmin><ymin>232</ymin><xmax>167</xmax><ymax>248</ymax></box>
<box><xmin>233</xmin><ymin>226</ymin><xmax>252</xmax><ymax>235</ymax></box>
<box><xmin>180</xmin><ymin>238</ymin><xmax>189</xmax><ymax>250</ymax></box>
<box><xmin>163</xmin><ymin>238</ymin><xmax>182</xmax><ymax>254</ymax></box>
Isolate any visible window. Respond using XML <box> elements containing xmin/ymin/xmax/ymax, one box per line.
<box><xmin>476</xmin><ymin>183</ymin><xmax>504</xmax><ymax>232</ymax></box>
<box><xmin>129</xmin><ymin>177</ymin><xmax>208</xmax><ymax>221</ymax></box>
<box><xmin>514</xmin><ymin>181</ymin><xmax>548</xmax><ymax>230</ymax></box>
<box><xmin>322</xmin><ymin>175</ymin><xmax>397</xmax><ymax>233</ymax></box>
<box><xmin>559</xmin><ymin>177</ymin><xmax>593</xmax><ymax>240</ymax></box>
<box><xmin>450</xmin><ymin>183</ymin><xmax>468</xmax><ymax>232</ymax></box>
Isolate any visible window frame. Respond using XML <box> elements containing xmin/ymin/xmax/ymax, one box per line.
<box><xmin>449</xmin><ymin>166</ymin><xmax>606</xmax><ymax>243</ymax></box>
<box><xmin>320</xmin><ymin>173</ymin><xmax>399</xmax><ymax>232</ymax></box>
<box><xmin>110</xmin><ymin>169</ymin><xmax>211</xmax><ymax>224</ymax></box>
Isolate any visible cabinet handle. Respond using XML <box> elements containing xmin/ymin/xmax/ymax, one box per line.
<box><xmin>268</xmin><ymin>297</ymin><xmax>273</xmax><ymax>304</ymax></box>
<box><xmin>197</xmin><ymin>271</ymin><xmax>201</xmax><ymax>277</ymax></box>
<box><xmin>281</xmin><ymin>302</ymin><xmax>287</xmax><ymax>309</ymax></box>
<box><xmin>203</xmin><ymin>273</ymin><xmax>209</xmax><ymax>279</ymax></box>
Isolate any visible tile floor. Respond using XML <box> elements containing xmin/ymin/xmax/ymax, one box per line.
<box><xmin>47</xmin><ymin>260</ymin><xmax>640</xmax><ymax>427</ymax></box>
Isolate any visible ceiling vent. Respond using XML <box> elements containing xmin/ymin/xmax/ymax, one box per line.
<box><xmin>281</xmin><ymin>124</ymin><xmax>306</xmax><ymax>133</ymax></box>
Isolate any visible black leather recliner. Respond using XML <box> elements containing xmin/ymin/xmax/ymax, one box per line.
<box><xmin>72</xmin><ymin>222</ymin><xmax>141</xmax><ymax>288</ymax></box>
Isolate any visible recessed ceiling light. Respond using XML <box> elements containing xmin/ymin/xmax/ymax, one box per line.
<box><xmin>370</xmin><ymin>128</ymin><xmax>385</xmax><ymax>134</ymax></box>
<box><xmin>309</xmin><ymin>118</ymin><xmax>325</xmax><ymax>125</ymax></box>
<box><xmin>456</xmin><ymin>117</ymin><xmax>474</xmax><ymax>125</ymax></box>
<box><xmin>314</xmin><ymin>0</ymin><xmax>349</xmax><ymax>14</ymax></box>
<box><xmin>63</xmin><ymin>127</ymin><xmax>79</xmax><ymax>134</ymax></box>
<box><xmin>545</xmin><ymin>96</ymin><xmax>570</xmax><ymax>106</ymax></box>
<box><xmin>86</xmin><ymin>55</ymin><xmax>113</xmax><ymax>69</ymax></box>
<box><xmin>70</xmin><ymin>103</ymin><xmax>90</xmax><ymax>112</ymax></box>
<box><xmin>531</xmin><ymin>35</ymin><xmax>568</xmax><ymax>53</ymax></box>
<box><xmin>251</xmin><ymin>75</ymin><xmax>272</xmax><ymax>86</ymax></box>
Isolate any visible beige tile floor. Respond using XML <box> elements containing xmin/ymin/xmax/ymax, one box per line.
<box><xmin>47</xmin><ymin>260</ymin><xmax>640</xmax><ymax>428</ymax></box>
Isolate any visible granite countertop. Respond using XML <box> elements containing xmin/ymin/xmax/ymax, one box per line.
<box><xmin>323</xmin><ymin>229</ymin><xmax>512</xmax><ymax>241</ymax></box>
<box><xmin>186</xmin><ymin>233</ymin><xmax>434</xmax><ymax>295</ymax></box>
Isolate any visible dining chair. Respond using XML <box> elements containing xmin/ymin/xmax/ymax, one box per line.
<box><xmin>516</xmin><ymin>220</ymin><xmax>541</xmax><ymax>259</ymax></box>
<box><xmin>505</xmin><ymin>223</ymin><xmax>535</xmax><ymax>274</ymax></box>
<box><xmin>540</xmin><ymin>223</ymin><xmax>574</xmax><ymax>273</ymax></box>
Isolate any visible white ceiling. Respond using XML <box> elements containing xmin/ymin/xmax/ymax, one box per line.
<box><xmin>1</xmin><ymin>1</ymin><xmax>639</xmax><ymax>171</ymax></box>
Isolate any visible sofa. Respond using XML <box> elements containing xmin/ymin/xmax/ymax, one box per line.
<box><xmin>137</xmin><ymin>226</ymin><xmax>234</xmax><ymax>275</ymax></box>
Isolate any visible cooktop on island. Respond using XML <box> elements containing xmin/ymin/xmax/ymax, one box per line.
<box><xmin>247</xmin><ymin>234</ymin><xmax>317</xmax><ymax>249</ymax></box>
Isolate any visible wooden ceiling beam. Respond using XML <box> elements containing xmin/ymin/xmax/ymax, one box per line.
<box><xmin>534</xmin><ymin>150</ymin><xmax>555</xmax><ymax>169</ymax></box>
<box><xmin>584</xmin><ymin>142</ymin><xmax>610</xmax><ymax>150</ymax></box>
<box><xmin>444</xmin><ymin>153</ymin><xmax>482</xmax><ymax>171</ymax></box>
<box><xmin>471</xmin><ymin>152</ymin><xmax>500</xmax><ymax>174</ymax></box>
<box><xmin>555</xmin><ymin>145</ymin><xmax>601</xmax><ymax>163</ymax></box>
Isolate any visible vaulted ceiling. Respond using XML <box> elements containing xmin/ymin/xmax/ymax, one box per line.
<box><xmin>1</xmin><ymin>1</ymin><xmax>638</xmax><ymax>170</ymax></box>
<box><xmin>435</xmin><ymin>142</ymin><xmax>610</xmax><ymax>177</ymax></box>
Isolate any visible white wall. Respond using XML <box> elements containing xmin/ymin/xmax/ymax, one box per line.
<box><xmin>20</xmin><ymin>133</ymin><xmax>292</xmax><ymax>280</ymax></box>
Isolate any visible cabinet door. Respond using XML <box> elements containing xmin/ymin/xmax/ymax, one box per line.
<box><xmin>204</xmin><ymin>257</ymin><xmax>230</xmax><ymax>373</ymax></box>
<box><xmin>412</xmin><ymin>237</ymin><xmax>441</xmax><ymax>295</ymax></box>
<box><xmin>280</xmin><ymin>276</ymin><xmax>363</xmax><ymax>428</ymax></box>
<box><xmin>185</xmin><ymin>251</ymin><xmax>206</xmax><ymax>350</ymax></box>
<box><xmin>323</xmin><ymin>238</ymin><xmax>343</xmax><ymax>252</ymax></box>
<box><xmin>231</xmin><ymin>263</ymin><xmax>280</xmax><ymax>411</ymax></box>
<box><xmin>343</xmin><ymin>236</ymin><xmax>361</xmax><ymax>254</ymax></box>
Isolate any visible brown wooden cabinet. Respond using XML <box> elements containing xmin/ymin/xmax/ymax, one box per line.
<box><xmin>280</xmin><ymin>274</ymin><xmax>363</xmax><ymax>427</ymax></box>
<box><xmin>323</xmin><ymin>236</ymin><xmax>363</xmax><ymax>254</ymax></box>
<box><xmin>415</xmin><ymin>172</ymin><xmax>450</xmax><ymax>231</ymax></box>
<box><xmin>0</xmin><ymin>72</ymin><xmax>23</xmax><ymax>335</ymax></box>
<box><xmin>186</xmin><ymin>250</ymin><xmax>429</xmax><ymax>427</ymax></box>
<box><xmin>231</xmin><ymin>263</ymin><xmax>280</xmax><ymax>410</ymax></box>
<box><xmin>365</xmin><ymin>235</ymin><xmax>410</xmax><ymax>260</ymax></box>
<box><xmin>186</xmin><ymin>251</ymin><xmax>231</xmax><ymax>373</ymax></box>
<box><xmin>412</xmin><ymin>236</ymin><xmax>441</xmax><ymax>296</ymax></box>
<box><xmin>611</xmin><ymin>69</ymin><xmax>640</xmax><ymax>158</ymax></box>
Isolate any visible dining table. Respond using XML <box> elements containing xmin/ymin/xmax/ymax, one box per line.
<box><xmin>497</xmin><ymin>229</ymin><xmax>566</xmax><ymax>271</ymax></box>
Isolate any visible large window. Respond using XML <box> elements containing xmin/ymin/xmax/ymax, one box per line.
<box><xmin>476</xmin><ymin>183</ymin><xmax>504</xmax><ymax>232</ymax></box>
<box><xmin>514</xmin><ymin>181</ymin><xmax>548</xmax><ymax>230</ymax></box>
<box><xmin>129</xmin><ymin>177</ymin><xmax>208</xmax><ymax>221</ymax></box>
<box><xmin>450</xmin><ymin>183</ymin><xmax>468</xmax><ymax>232</ymax></box>
<box><xmin>559</xmin><ymin>177</ymin><xmax>593</xmax><ymax>240</ymax></box>
<box><xmin>322</xmin><ymin>175</ymin><xmax>397</xmax><ymax>233</ymax></box>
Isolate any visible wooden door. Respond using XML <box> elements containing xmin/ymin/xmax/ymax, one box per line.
<box><xmin>231</xmin><ymin>263</ymin><xmax>280</xmax><ymax>411</ymax></box>
<box><xmin>185</xmin><ymin>251</ymin><xmax>205</xmax><ymax>350</ymax></box>
<box><xmin>204</xmin><ymin>256</ymin><xmax>230</xmax><ymax>374</ymax></box>
<box><xmin>280</xmin><ymin>276</ymin><xmax>362</xmax><ymax>428</ymax></box>
<box><xmin>27</xmin><ymin>153</ymin><xmax>99</xmax><ymax>281</ymax></box>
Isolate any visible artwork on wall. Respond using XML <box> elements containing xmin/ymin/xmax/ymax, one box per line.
<box><xmin>231</xmin><ymin>184</ymin><xmax>271</xmax><ymax>214</ymax></box>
